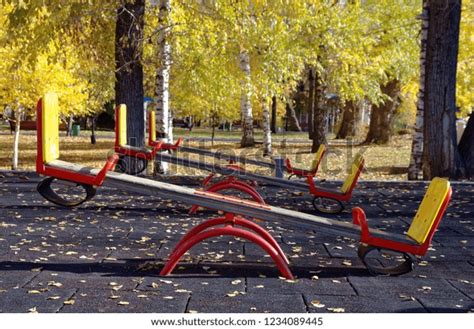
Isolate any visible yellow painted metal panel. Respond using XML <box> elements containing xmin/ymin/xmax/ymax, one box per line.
<box><xmin>42</xmin><ymin>92</ymin><xmax>60</xmax><ymax>163</ymax></box>
<box><xmin>310</xmin><ymin>144</ymin><xmax>326</xmax><ymax>171</ymax></box>
<box><xmin>407</xmin><ymin>178</ymin><xmax>450</xmax><ymax>244</ymax></box>
<box><xmin>149</xmin><ymin>110</ymin><xmax>156</xmax><ymax>142</ymax></box>
<box><xmin>340</xmin><ymin>154</ymin><xmax>364</xmax><ymax>193</ymax></box>
<box><xmin>118</xmin><ymin>104</ymin><xmax>127</xmax><ymax>146</ymax></box>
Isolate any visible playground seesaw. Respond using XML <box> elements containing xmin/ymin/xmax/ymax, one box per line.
<box><xmin>146</xmin><ymin>107</ymin><xmax>327</xmax><ymax>180</ymax></box>
<box><xmin>115</xmin><ymin>106</ymin><xmax>363</xmax><ymax>214</ymax></box>
<box><xmin>35</xmin><ymin>93</ymin><xmax>452</xmax><ymax>277</ymax></box>
<box><xmin>112</xmin><ymin>107</ymin><xmax>277</xmax><ymax>174</ymax></box>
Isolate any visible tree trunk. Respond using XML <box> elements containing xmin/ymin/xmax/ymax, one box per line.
<box><xmin>336</xmin><ymin>100</ymin><xmax>359</xmax><ymax>139</ymax></box>
<box><xmin>286</xmin><ymin>102</ymin><xmax>302</xmax><ymax>132</ymax></box>
<box><xmin>115</xmin><ymin>0</ymin><xmax>145</xmax><ymax>148</ymax></box>
<box><xmin>270</xmin><ymin>95</ymin><xmax>277</xmax><ymax>134</ymax></box>
<box><xmin>90</xmin><ymin>115</ymin><xmax>97</xmax><ymax>145</ymax></box>
<box><xmin>66</xmin><ymin>114</ymin><xmax>73</xmax><ymax>137</ymax></box>
<box><xmin>459</xmin><ymin>113</ymin><xmax>474</xmax><ymax>179</ymax></box>
<box><xmin>154</xmin><ymin>0</ymin><xmax>172</xmax><ymax>143</ymax></box>
<box><xmin>311</xmin><ymin>70</ymin><xmax>327</xmax><ymax>152</ymax></box>
<box><xmin>210</xmin><ymin>111</ymin><xmax>218</xmax><ymax>146</ymax></box>
<box><xmin>422</xmin><ymin>0</ymin><xmax>464</xmax><ymax>179</ymax></box>
<box><xmin>11</xmin><ymin>106</ymin><xmax>22</xmax><ymax>170</ymax></box>
<box><xmin>239</xmin><ymin>50</ymin><xmax>255</xmax><ymax>147</ymax></box>
<box><xmin>408</xmin><ymin>0</ymin><xmax>429</xmax><ymax>180</ymax></box>
<box><xmin>152</xmin><ymin>0</ymin><xmax>172</xmax><ymax>174</ymax></box>
<box><xmin>365</xmin><ymin>79</ymin><xmax>401</xmax><ymax>144</ymax></box>
<box><xmin>307</xmin><ymin>68</ymin><xmax>315</xmax><ymax>139</ymax></box>
<box><xmin>262</xmin><ymin>98</ymin><xmax>272</xmax><ymax>156</ymax></box>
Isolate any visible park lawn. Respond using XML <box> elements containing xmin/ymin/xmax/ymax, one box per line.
<box><xmin>0</xmin><ymin>130</ymin><xmax>411</xmax><ymax>181</ymax></box>
<box><xmin>172</xmin><ymin>127</ymin><xmax>313</xmax><ymax>140</ymax></box>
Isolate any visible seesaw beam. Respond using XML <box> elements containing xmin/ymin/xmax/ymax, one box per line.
<box><xmin>155</xmin><ymin>152</ymin><xmax>311</xmax><ymax>191</ymax></box>
<box><xmin>177</xmin><ymin>145</ymin><xmax>276</xmax><ymax>169</ymax></box>
<box><xmin>47</xmin><ymin>159</ymin><xmax>410</xmax><ymax>244</ymax></box>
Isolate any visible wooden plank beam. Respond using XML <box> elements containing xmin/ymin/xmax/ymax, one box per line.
<box><xmin>155</xmin><ymin>152</ymin><xmax>312</xmax><ymax>191</ymax></box>
<box><xmin>47</xmin><ymin>160</ymin><xmax>411</xmax><ymax>244</ymax></box>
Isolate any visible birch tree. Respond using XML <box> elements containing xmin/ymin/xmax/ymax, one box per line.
<box><xmin>408</xmin><ymin>0</ymin><xmax>429</xmax><ymax>180</ymax></box>
<box><xmin>261</xmin><ymin>97</ymin><xmax>272</xmax><ymax>155</ymax></box>
<box><xmin>239</xmin><ymin>49</ymin><xmax>255</xmax><ymax>147</ymax></box>
<box><xmin>154</xmin><ymin>0</ymin><xmax>173</xmax><ymax>145</ymax></box>
<box><xmin>151</xmin><ymin>0</ymin><xmax>173</xmax><ymax>174</ymax></box>
<box><xmin>11</xmin><ymin>104</ymin><xmax>23</xmax><ymax>170</ymax></box>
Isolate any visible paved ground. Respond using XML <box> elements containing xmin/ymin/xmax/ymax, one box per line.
<box><xmin>0</xmin><ymin>171</ymin><xmax>472</xmax><ymax>313</ymax></box>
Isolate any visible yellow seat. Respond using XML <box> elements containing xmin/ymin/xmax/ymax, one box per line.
<box><xmin>116</xmin><ymin>104</ymin><xmax>127</xmax><ymax>148</ymax></box>
<box><xmin>148</xmin><ymin>109</ymin><xmax>157</xmax><ymax>143</ymax></box>
<box><xmin>309</xmin><ymin>144</ymin><xmax>326</xmax><ymax>172</ymax></box>
<box><xmin>353</xmin><ymin>177</ymin><xmax>452</xmax><ymax>275</ymax></box>
<box><xmin>36</xmin><ymin>92</ymin><xmax>118</xmax><ymax>207</ymax></box>
<box><xmin>340</xmin><ymin>154</ymin><xmax>364</xmax><ymax>194</ymax></box>
<box><xmin>407</xmin><ymin>177</ymin><xmax>451</xmax><ymax>244</ymax></box>
<box><xmin>42</xmin><ymin>93</ymin><xmax>61</xmax><ymax>163</ymax></box>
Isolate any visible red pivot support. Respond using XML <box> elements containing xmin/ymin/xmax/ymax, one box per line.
<box><xmin>201</xmin><ymin>173</ymin><xmax>216</xmax><ymax>187</ymax></box>
<box><xmin>160</xmin><ymin>215</ymin><xmax>293</xmax><ymax>279</ymax></box>
<box><xmin>189</xmin><ymin>178</ymin><xmax>265</xmax><ymax>214</ymax></box>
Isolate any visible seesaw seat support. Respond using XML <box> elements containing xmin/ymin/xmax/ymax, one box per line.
<box><xmin>36</xmin><ymin>94</ymin><xmax>118</xmax><ymax>206</ymax></box>
<box><xmin>114</xmin><ymin>105</ymin><xmax>164</xmax><ymax>174</ymax></box>
<box><xmin>306</xmin><ymin>154</ymin><xmax>364</xmax><ymax>214</ymax></box>
<box><xmin>286</xmin><ymin>144</ymin><xmax>326</xmax><ymax>179</ymax></box>
<box><xmin>352</xmin><ymin>178</ymin><xmax>452</xmax><ymax>275</ymax></box>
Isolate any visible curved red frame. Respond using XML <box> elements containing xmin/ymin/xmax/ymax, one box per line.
<box><xmin>285</xmin><ymin>147</ymin><xmax>326</xmax><ymax>177</ymax></box>
<box><xmin>150</xmin><ymin>137</ymin><xmax>183</xmax><ymax>151</ymax></box>
<box><xmin>36</xmin><ymin>99</ymin><xmax>118</xmax><ymax>186</ymax></box>
<box><xmin>160</xmin><ymin>214</ymin><xmax>293</xmax><ymax>279</ymax></box>
<box><xmin>114</xmin><ymin>106</ymin><xmax>163</xmax><ymax>160</ymax></box>
<box><xmin>352</xmin><ymin>187</ymin><xmax>452</xmax><ymax>256</ymax></box>
<box><xmin>305</xmin><ymin>158</ymin><xmax>364</xmax><ymax>202</ymax></box>
<box><xmin>147</xmin><ymin>110</ymin><xmax>184</xmax><ymax>150</ymax></box>
<box><xmin>189</xmin><ymin>177</ymin><xmax>265</xmax><ymax>214</ymax></box>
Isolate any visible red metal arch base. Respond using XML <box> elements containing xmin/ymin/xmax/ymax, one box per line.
<box><xmin>160</xmin><ymin>214</ymin><xmax>293</xmax><ymax>279</ymax></box>
<box><xmin>189</xmin><ymin>177</ymin><xmax>265</xmax><ymax>214</ymax></box>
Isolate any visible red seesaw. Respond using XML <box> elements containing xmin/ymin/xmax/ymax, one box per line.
<box><xmin>35</xmin><ymin>92</ymin><xmax>453</xmax><ymax>277</ymax></box>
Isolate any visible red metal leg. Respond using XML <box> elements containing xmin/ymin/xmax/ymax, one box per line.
<box><xmin>160</xmin><ymin>225</ymin><xmax>293</xmax><ymax>279</ymax></box>
<box><xmin>189</xmin><ymin>179</ymin><xmax>265</xmax><ymax>214</ymax></box>
<box><xmin>167</xmin><ymin>215</ymin><xmax>289</xmax><ymax>265</ymax></box>
<box><xmin>202</xmin><ymin>173</ymin><xmax>215</xmax><ymax>187</ymax></box>
<box><xmin>232</xmin><ymin>217</ymin><xmax>289</xmax><ymax>265</ymax></box>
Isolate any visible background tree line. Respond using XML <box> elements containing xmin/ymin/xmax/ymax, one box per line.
<box><xmin>0</xmin><ymin>0</ymin><xmax>472</xmax><ymax>179</ymax></box>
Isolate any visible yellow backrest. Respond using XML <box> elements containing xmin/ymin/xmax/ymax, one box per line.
<box><xmin>407</xmin><ymin>178</ymin><xmax>450</xmax><ymax>244</ymax></box>
<box><xmin>42</xmin><ymin>92</ymin><xmax>60</xmax><ymax>163</ymax></box>
<box><xmin>310</xmin><ymin>144</ymin><xmax>326</xmax><ymax>171</ymax></box>
<box><xmin>340</xmin><ymin>154</ymin><xmax>364</xmax><ymax>194</ymax></box>
<box><xmin>117</xmin><ymin>104</ymin><xmax>127</xmax><ymax>147</ymax></box>
<box><xmin>149</xmin><ymin>109</ymin><xmax>156</xmax><ymax>142</ymax></box>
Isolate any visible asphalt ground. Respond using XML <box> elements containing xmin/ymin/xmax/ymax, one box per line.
<box><xmin>0</xmin><ymin>171</ymin><xmax>472</xmax><ymax>313</ymax></box>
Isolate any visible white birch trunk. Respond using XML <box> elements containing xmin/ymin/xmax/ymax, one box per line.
<box><xmin>408</xmin><ymin>0</ymin><xmax>429</xmax><ymax>180</ymax></box>
<box><xmin>168</xmin><ymin>110</ymin><xmax>173</xmax><ymax>142</ymax></box>
<box><xmin>262</xmin><ymin>98</ymin><xmax>272</xmax><ymax>156</ymax></box>
<box><xmin>239</xmin><ymin>50</ymin><xmax>255</xmax><ymax>147</ymax></box>
<box><xmin>154</xmin><ymin>0</ymin><xmax>172</xmax><ymax>174</ymax></box>
<box><xmin>11</xmin><ymin>105</ymin><xmax>23</xmax><ymax>170</ymax></box>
